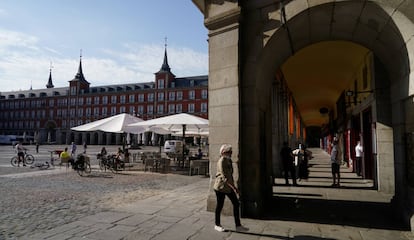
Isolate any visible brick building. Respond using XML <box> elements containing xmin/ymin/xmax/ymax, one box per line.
<box><xmin>0</xmin><ymin>47</ymin><xmax>208</xmax><ymax>145</ymax></box>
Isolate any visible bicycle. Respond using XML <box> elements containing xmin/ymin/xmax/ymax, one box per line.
<box><xmin>30</xmin><ymin>161</ymin><xmax>50</xmax><ymax>170</ymax></box>
<box><xmin>72</xmin><ymin>154</ymin><xmax>91</xmax><ymax>176</ymax></box>
<box><xmin>97</xmin><ymin>153</ymin><xmax>124</xmax><ymax>173</ymax></box>
<box><xmin>11</xmin><ymin>150</ymin><xmax>35</xmax><ymax>167</ymax></box>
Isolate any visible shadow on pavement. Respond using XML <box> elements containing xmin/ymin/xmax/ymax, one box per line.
<box><xmin>230</xmin><ymin>230</ymin><xmax>336</xmax><ymax>240</ymax></box>
<box><xmin>263</xmin><ymin>196</ymin><xmax>410</xmax><ymax>231</ymax></box>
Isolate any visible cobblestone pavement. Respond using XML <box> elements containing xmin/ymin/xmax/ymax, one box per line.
<box><xmin>0</xmin><ymin>167</ymin><xmax>203</xmax><ymax>239</ymax></box>
<box><xmin>0</xmin><ymin>145</ymin><xmax>203</xmax><ymax>239</ymax></box>
<box><xmin>0</xmin><ymin>145</ymin><xmax>413</xmax><ymax>240</ymax></box>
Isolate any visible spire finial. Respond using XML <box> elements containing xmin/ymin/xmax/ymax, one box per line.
<box><xmin>80</xmin><ymin>49</ymin><xmax>82</xmax><ymax>59</ymax></box>
<box><xmin>46</xmin><ymin>62</ymin><xmax>54</xmax><ymax>88</ymax></box>
<box><xmin>164</xmin><ymin>37</ymin><xmax>167</xmax><ymax>49</ymax></box>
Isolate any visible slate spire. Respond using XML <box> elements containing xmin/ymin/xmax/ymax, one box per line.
<box><xmin>46</xmin><ymin>62</ymin><xmax>54</xmax><ymax>88</ymax></box>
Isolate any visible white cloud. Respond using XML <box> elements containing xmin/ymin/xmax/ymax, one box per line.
<box><xmin>0</xmin><ymin>29</ymin><xmax>39</xmax><ymax>50</ymax></box>
<box><xmin>0</xmin><ymin>30</ymin><xmax>208</xmax><ymax>92</ymax></box>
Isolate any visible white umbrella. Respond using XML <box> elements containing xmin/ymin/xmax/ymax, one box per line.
<box><xmin>71</xmin><ymin>113</ymin><xmax>146</xmax><ymax>134</ymax></box>
<box><xmin>128</xmin><ymin>113</ymin><xmax>209</xmax><ymax>166</ymax></box>
<box><xmin>128</xmin><ymin>113</ymin><xmax>208</xmax><ymax>132</ymax></box>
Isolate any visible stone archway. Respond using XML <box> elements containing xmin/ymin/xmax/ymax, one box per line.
<box><xmin>238</xmin><ymin>0</ymin><xmax>413</xmax><ymax>217</ymax></box>
<box><xmin>196</xmin><ymin>0</ymin><xmax>414</xmax><ymax>227</ymax></box>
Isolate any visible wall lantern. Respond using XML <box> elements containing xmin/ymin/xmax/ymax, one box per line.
<box><xmin>345</xmin><ymin>89</ymin><xmax>374</xmax><ymax>106</ymax></box>
<box><xmin>345</xmin><ymin>90</ymin><xmax>374</xmax><ymax>97</ymax></box>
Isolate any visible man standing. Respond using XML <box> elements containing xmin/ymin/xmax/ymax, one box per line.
<box><xmin>280</xmin><ymin>141</ymin><xmax>297</xmax><ymax>186</ymax></box>
<box><xmin>71</xmin><ymin>142</ymin><xmax>77</xmax><ymax>157</ymax></box>
<box><xmin>355</xmin><ymin>140</ymin><xmax>363</xmax><ymax>177</ymax></box>
<box><xmin>15</xmin><ymin>141</ymin><xmax>27</xmax><ymax>167</ymax></box>
<box><xmin>330</xmin><ymin>140</ymin><xmax>340</xmax><ymax>187</ymax></box>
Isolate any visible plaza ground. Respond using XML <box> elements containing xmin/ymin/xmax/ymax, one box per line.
<box><xmin>0</xmin><ymin>145</ymin><xmax>412</xmax><ymax>239</ymax></box>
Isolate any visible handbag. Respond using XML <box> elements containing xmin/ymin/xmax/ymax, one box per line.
<box><xmin>213</xmin><ymin>173</ymin><xmax>226</xmax><ymax>191</ymax></box>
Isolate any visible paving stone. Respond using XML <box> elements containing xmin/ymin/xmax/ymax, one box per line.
<box><xmin>116</xmin><ymin>213</ymin><xmax>155</xmax><ymax>226</ymax></box>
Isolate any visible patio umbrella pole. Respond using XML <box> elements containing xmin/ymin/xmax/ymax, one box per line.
<box><xmin>122</xmin><ymin>133</ymin><xmax>126</xmax><ymax>152</ymax></box>
<box><xmin>182</xmin><ymin>124</ymin><xmax>186</xmax><ymax>168</ymax></box>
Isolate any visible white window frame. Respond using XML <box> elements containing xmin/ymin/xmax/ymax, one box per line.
<box><xmin>169</xmin><ymin>91</ymin><xmax>175</xmax><ymax>101</ymax></box>
<box><xmin>157</xmin><ymin>104</ymin><xmax>164</xmax><ymax>114</ymax></box>
<box><xmin>189</xmin><ymin>90</ymin><xmax>195</xmax><ymax>100</ymax></box>
<box><xmin>201</xmin><ymin>89</ymin><xmax>208</xmax><ymax>99</ymax></box>
<box><xmin>158</xmin><ymin>79</ymin><xmax>165</xmax><ymax>89</ymax></box>
<box><xmin>158</xmin><ymin>92</ymin><xmax>164</xmax><ymax>101</ymax></box>
<box><xmin>148</xmin><ymin>93</ymin><xmax>154</xmax><ymax>102</ymax></box>
<box><xmin>177</xmin><ymin>91</ymin><xmax>183</xmax><ymax>100</ymax></box>
<box><xmin>188</xmin><ymin>103</ymin><xmax>195</xmax><ymax>113</ymax></box>
<box><xmin>201</xmin><ymin>103</ymin><xmax>207</xmax><ymax>113</ymax></box>
<box><xmin>176</xmin><ymin>104</ymin><xmax>182</xmax><ymax>113</ymax></box>
<box><xmin>168</xmin><ymin>104</ymin><xmax>175</xmax><ymax>113</ymax></box>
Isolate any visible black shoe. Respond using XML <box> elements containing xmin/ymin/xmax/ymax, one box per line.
<box><xmin>23</xmin><ymin>164</ymin><xmax>26</xmax><ymax>167</ymax></box>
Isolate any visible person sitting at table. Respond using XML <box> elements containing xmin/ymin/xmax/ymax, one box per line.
<box><xmin>98</xmin><ymin>147</ymin><xmax>108</xmax><ymax>159</ymax></box>
<box><xmin>190</xmin><ymin>148</ymin><xmax>203</xmax><ymax>160</ymax></box>
<box><xmin>116</xmin><ymin>147</ymin><xmax>124</xmax><ymax>160</ymax></box>
<box><xmin>60</xmin><ymin>147</ymin><xmax>72</xmax><ymax>167</ymax></box>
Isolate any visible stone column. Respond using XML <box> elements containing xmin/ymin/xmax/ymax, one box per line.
<box><xmin>205</xmin><ymin>4</ymin><xmax>242</xmax><ymax>215</ymax></box>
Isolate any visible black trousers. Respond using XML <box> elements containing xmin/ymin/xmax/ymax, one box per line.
<box><xmin>283</xmin><ymin>161</ymin><xmax>296</xmax><ymax>184</ymax></box>
<box><xmin>215</xmin><ymin>190</ymin><xmax>241</xmax><ymax>227</ymax></box>
<box><xmin>355</xmin><ymin>157</ymin><xmax>362</xmax><ymax>176</ymax></box>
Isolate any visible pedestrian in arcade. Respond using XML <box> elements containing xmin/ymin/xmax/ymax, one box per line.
<box><xmin>330</xmin><ymin>140</ymin><xmax>341</xmax><ymax>187</ymax></box>
<box><xmin>355</xmin><ymin>140</ymin><xmax>363</xmax><ymax>177</ymax></box>
<box><xmin>213</xmin><ymin>144</ymin><xmax>249</xmax><ymax>232</ymax></box>
<box><xmin>298</xmin><ymin>145</ymin><xmax>310</xmax><ymax>181</ymax></box>
<box><xmin>280</xmin><ymin>141</ymin><xmax>297</xmax><ymax>186</ymax></box>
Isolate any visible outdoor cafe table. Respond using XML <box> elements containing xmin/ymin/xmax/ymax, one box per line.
<box><xmin>48</xmin><ymin>149</ymin><xmax>63</xmax><ymax>165</ymax></box>
<box><xmin>189</xmin><ymin>159</ymin><xmax>209</xmax><ymax>176</ymax></box>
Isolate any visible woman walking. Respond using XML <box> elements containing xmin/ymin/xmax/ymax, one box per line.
<box><xmin>213</xmin><ymin>144</ymin><xmax>248</xmax><ymax>232</ymax></box>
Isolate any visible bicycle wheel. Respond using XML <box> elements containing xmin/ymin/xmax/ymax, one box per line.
<box><xmin>99</xmin><ymin>159</ymin><xmax>105</xmax><ymax>171</ymax></box>
<box><xmin>10</xmin><ymin>157</ymin><xmax>19</xmax><ymax>167</ymax></box>
<box><xmin>25</xmin><ymin>154</ymin><xmax>35</xmax><ymax>165</ymax></box>
<box><xmin>84</xmin><ymin>163</ymin><xmax>91</xmax><ymax>173</ymax></box>
<box><xmin>109</xmin><ymin>159</ymin><xmax>117</xmax><ymax>173</ymax></box>
<box><xmin>76</xmin><ymin>164</ymin><xmax>85</xmax><ymax>176</ymax></box>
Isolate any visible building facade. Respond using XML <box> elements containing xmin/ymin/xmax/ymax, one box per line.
<box><xmin>0</xmin><ymin>48</ymin><xmax>208</xmax><ymax>145</ymax></box>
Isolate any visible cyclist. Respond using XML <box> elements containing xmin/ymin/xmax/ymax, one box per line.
<box><xmin>15</xmin><ymin>141</ymin><xmax>27</xmax><ymax>167</ymax></box>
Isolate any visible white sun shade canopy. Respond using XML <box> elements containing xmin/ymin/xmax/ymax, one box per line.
<box><xmin>127</xmin><ymin>113</ymin><xmax>208</xmax><ymax>133</ymax></box>
<box><xmin>71</xmin><ymin>113</ymin><xmax>146</xmax><ymax>134</ymax></box>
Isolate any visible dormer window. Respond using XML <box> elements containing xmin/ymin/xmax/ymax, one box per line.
<box><xmin>158</xmin><ymin>79</ymin><xmax>165</xmax><ymax>89</ymax></box>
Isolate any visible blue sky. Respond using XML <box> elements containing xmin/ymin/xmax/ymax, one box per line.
<box><xmin>0</xmin><ymin>0</ymin><xmax>208</xmax><ymax>92</ymax></box>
